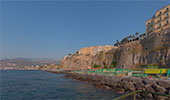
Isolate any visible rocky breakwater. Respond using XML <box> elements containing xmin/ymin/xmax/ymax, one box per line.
<box><xmin>65</xmin><ymin>73</ymin><xmax>170</xmax><ymax>100</ymax></box>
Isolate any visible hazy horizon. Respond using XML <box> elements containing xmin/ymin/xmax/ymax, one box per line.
<box><xmin>0</xmin><ymin>57</ymin><xmax>60</xmax><ymax>60</ymax></box>
<box><xmin>1</xmin><ymin>0</ymin><xmax>170</xmax><ymax>60</ymax></box>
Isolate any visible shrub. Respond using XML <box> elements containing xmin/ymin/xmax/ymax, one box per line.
<box><xmin>93</xmin><ymin>64</ymin><xmax>101</xmax><ymax>68</ymax></box>
<box><xmin>112</xmin><ymin>61</ymin><xmax>117</xmax><ymax>67</ymax></box>
<box><xmin>109</xmin><ymin>61</ymin><xmax>117</xmax><ymax>68</ymax></box>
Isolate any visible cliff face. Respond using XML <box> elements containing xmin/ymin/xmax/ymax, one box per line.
<box><xmin>140</xmin><ymin>31</ymin><xmax>170</xmax><ymax>67</ymax></box>
<box><xmin>115</xmin><ymin>41</ymin><xmax>143</xmax><ymax>68</ymax></box>
<box><xmin>61</xmin><ymin>45</ymin><xmax>117</xmax><ymax>69</ymax></box>
<box><xmin>116</xmin><ymin>31</ymin><xmax>170</xmax><ymax>68</ymax></box>
<box><xmin>62</xmin><ymin>32</ymin><xmax>170</xmax><ymax>69</ymax></box>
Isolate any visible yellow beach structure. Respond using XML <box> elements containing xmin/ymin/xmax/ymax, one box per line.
<box><xmin>146</xmin><ymin>4</ymin><xmax>170</xmax><ymax>35</ymax></box>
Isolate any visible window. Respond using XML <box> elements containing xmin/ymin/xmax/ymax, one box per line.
<box><xmin>166</xmin><ymin>13</ymin><xmax>169</xmax><ymax>17</ymax></box>
<box><xmin>159</xmin><ymin>12</ymin><xmax>162</xmax><ymax>15</ymax></box>
<box><xmin>159</xmin><ymin>17</ymin><xmax>161</xmax><ymax>20</ymax></box>
<box><xmin>151</xmin><ymin>20</ymin><xmax>154</xmax><ymax>24</ymax></box>
<box><xmin>166</xmin><ymin>8</ymin><xmax>169</xmax><ymax>11</ymax></box>
<box><xmin>159</xmin><ymin>23</ymin><xmax>161</xmax><ymax>27</ymax></box>
<box><xmin>167</xmin><ymin>20</ymin><xmax>169</xmax><ymax>24</ymax></box>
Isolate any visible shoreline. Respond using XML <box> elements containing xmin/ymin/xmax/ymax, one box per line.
<box><xmin>46</xmin><ymin>69</ymin><xmax>170</xmax><ymax>100</ymax></box>
<box><xmin>1</xmin><ymin>69</ymin><xmax>170</xmax><ymax>99</ymax></box>
<box><xmin>64</xmin><ymin>72</ymin><xmax>170</xmax><ymax>100</ymax></box>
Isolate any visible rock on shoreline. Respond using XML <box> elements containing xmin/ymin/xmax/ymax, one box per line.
<box><xmin>65</xmin><ymin>73</ymin><xmax>170</xmax><ymax>100</ymax></box>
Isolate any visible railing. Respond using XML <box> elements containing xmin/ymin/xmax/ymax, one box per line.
<box><xmin>156</xmin><ymin>10</ymin><xmax>169</xmax><ymax>17</ymax></box>
<box><xmin>164</xmin><ymin>16</ymin><xmax>169</xmax><ymax>20</ymax></box>
<box><xmin>114</xmin><ymin>90</ymin><xmax>170</xmax><ymax>100</ymax></box>
<box><xmin>164</xmin><ymin>10</ymin><xmax>168</xmax><ymax>13</ymax></box>
<box><xmin>157</xmin><ymin>26</ymin><xmax>161</xmax><ymax>29</ymax></box>
<box><xmin>157</xmin><ymin>14</ymin><xmax>161</xmax><ymax>17</ymax></box>
<box><xmin>155</xmin><ymin>16</ymin><xmax>169</xmax><ymax>24</ymax></box>
<box><xmin>164</xmin><ymin>10</ymin><xmax>169</xmax><ymax>14</ymax></box>
<box><xmin>164</xmin><ymin>23</ymin><xmax>169</xmax><ymax>27</ymax></box>
<box><xmin>157</xmin><ymin>19</ymin><xmax>161</xmax><ymax>23</ymax></box>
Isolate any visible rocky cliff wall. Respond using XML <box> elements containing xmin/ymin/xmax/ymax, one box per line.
<box><xmin>62</xmin><ymin>32</ymin><xmax>170</xmax><ymax>69</ymax></box>
<box><xmin>61</xmin><ymin>45</ymin><xmax>117</xmax><ymax>69</ymax></box>
<box><xmin>140</xmin><ymin>32</ymin><xmax>170</xmax><ymax>67</ymax></box>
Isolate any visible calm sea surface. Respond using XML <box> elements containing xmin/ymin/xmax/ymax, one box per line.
<box><xmin>0</xmin><ymin>70</ymin><xmax>121</xmax><ymax>100</ymax></box>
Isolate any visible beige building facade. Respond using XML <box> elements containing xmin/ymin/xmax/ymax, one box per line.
<box><xmin>146</xmin><ymin>4</ymin><xmax>170</xmax><ymax>35</ymax></box>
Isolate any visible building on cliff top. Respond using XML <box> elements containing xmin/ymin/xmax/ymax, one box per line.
<box><xmin>78</xmin><ymin>45</ymin><xmax>116</xmax><ymax>56</ymax></box>
<box><xmin>146</xmin><ymin>4</ymin><xmax>170</xmax><ymax>36</ymax></box>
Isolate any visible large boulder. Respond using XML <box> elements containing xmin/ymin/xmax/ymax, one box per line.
<box><xmin>157</xmin><ymin>80</ymin><xmax>170</xmax><ymax>89</ymax></box>
<box><xmin>135</xmin><ymin>82</ymin><xmax>145</xmax><ymax>90</ymax></box>
<box><xmin>117</xmin><ymin>81</ymin><xmax>125</xmax><ymax>88</ymax></box>
<box><xmin>123</xmin><ymin>82</ymin><xmax>136</xmax><ymax>91</ymax></box>
<box><xmin>104</xmin><ymin>76</ymin><xmax>114</xmax><ymax>86</ymax></box>
<box><xmin>152</xmin><ymin>84</ymin><xmax>166</xmax><ymax>94</ymax></box>
<box><xmin>142</xmin><ymin>79</ymin><xmax>157</xmax><ymax>85</ymax></box>
<box><xmin>147</xmin><ymin>87</ymin><xmax>155</xmax><ymax>93</ymax></box>
<box><xmin>131</xmin><ymin>77</ymin><xmax>142</xmax><ymax>84</ymax></box>
<box><xmin>147</xmin><ymin>94</ymin><xmax>154</xmax><ymax>100</ymax></box>
<box><xmin>121</xmin><ymin>77</ymin><xmax>132</xmax><ymax>82</ymax></box>
<box><xmin>113</xmin><ymin>87</ymin><xmax>125</xmax><ymax>94</ymax></box>
<box><xmin>153</xmin><ymin>95</ymin><xmax>170</xmax><ymax>100</ymax></box>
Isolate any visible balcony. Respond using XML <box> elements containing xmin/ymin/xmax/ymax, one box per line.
<box><xmin>164</xmin><ymin>16</ymin><xmax>169</xmax><ymax>20</ymax></box>
<box><xmin>157</xmin><ymin>20</ymin><xmax>161</xmax><ymax>23</ymax></box>
<box><xmin>157</xmin><ymin>14</ymin><xmax>161</xmax><ymax>17</ymax></box>
<box><xmin>157</xmin><ymin>26</ymin><xmax>161</xmax><ymax>29</ymax></box>
<box><xmin>148</xmin><ymin>30</ymin><xmax>153</xmax><ymax>33</ymax></box>
<box><xmin>164</xmin><ymin>10</ymin><xmax>169</xmax><ymax>14</ymax></box>
<box><xmin>163</xmin><ymin>23</ymin><xmax>169</xmax><ymax>27</ymax></box>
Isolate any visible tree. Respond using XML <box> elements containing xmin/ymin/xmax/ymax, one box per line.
<box><xmin>114</xmin><ymin>40</ymin><xmax>120</xmax><ymax>47</ymax></box>
<box><xmin>135</xmin><ymin>32</ymin><xmax>139</xmax><ymax>38</ymax></box>
<box><xmin>121</xmin><ymin>36</ymin><xmax>129</xmax><ymax>44</ymax></box>
<box><xmin>128</xmin><ymin>35</ymin><xmax>135</xmax><ymax>40</ymax></box>
<box><xmin>109</xmin><ymin>61</ymin><xmax>117</xmax><ymax>68</ymax></box>
<box><xmin>116</xmin><ymin>40</ymin><xmax>119</xmax><ymax>43</ymax></box>
<box><xmin>68</xmin><ymin>53</ymin><xmax>72</xmax><ymax>56</ymax></box>
<box><xmin>93</xmin><ymin>64</ymin><xmax>101</xmax><ymax>68</ymax></box>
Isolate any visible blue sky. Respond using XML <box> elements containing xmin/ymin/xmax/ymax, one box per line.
<box><xmin>1</xmin><ymin>0</ymin><xmax>170</xmax><ymax>60</ymax></box>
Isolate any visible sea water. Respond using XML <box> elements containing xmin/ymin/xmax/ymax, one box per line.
<box><xmin>0</xmin><ymin>70</ymin><xmax>121</xmax><ymax>100</ymax></box>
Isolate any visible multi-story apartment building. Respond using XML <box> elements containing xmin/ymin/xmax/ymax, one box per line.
<box><xmin>146</xmin><ymin>4</ymin><xmax>170</xmax><ymax>35</ymax></box>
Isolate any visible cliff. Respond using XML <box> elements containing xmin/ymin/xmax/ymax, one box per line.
<box><xmin>62</xmin><ymin>45</ymin><xmax>117</xmax><ymax>69</ymax></box>
<box><xmin>62</xmin><ymin>31</ymin><xmax>170</xmax><ymax>69</ymax></box>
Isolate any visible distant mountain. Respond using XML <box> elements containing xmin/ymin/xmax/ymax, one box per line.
<box><xmin>0</xmin><ymin>58</ymin><xmax>60</xmax><ymax>68</ymax></box>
